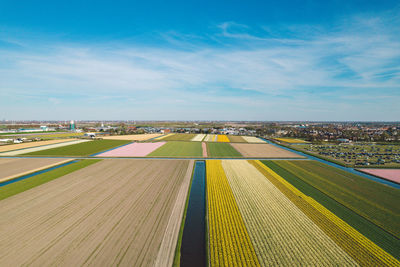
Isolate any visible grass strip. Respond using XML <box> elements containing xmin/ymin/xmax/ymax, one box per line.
<box><xmin>0</xmin><ymin>159</ymin><xmax>101</xmax><ymax>200</ymax></box>
<box><xmin>148</xmin><ymin>141</ymin><xmax>203</xmax><ymax>157</ymax></box>
<box><xmin>22</xmin><ymin>140</ymin><xmax>131</xmax><ymax>156</ymax></box>
<box><xmin>206</xmin><ymin>143</ymin><xmax>242</xmax><ymax>158</ymax></box>
<box><xmin>261</xmin><ymin>160</ymin><xmax>400</xmax><ymax>260</ymax></box>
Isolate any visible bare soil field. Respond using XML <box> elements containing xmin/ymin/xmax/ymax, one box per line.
<box><xmin>102</xmin><ymin>134</ymin><xmax>162</xmax><ymax>141</ymax></box>
<box><xmin>0</xmin><ymin>159</ymin><xmax>193</xmax><ymax>266</ymax></box>
<box><xmin>227</xmin><ymin>136</ymin><xmax>246</xmax><ymax>143</ymax></box>
<box><xmin>0</xmin><ymin>158</ymin><xmax>72</xmax><ymax>183</ymax></box>
<box><xmin>230</xmin><ymin>143</ymin><xmax>303</xmax><ymax>158</ymax></box>
<box><xmin>0</xmin><ymin>139</ymin><xmax>75</xmax><ymax>153</ymax></box>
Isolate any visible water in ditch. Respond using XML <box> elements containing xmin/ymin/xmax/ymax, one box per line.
<box><xmin>180</xmin><ymin>160</ymin><xmax>206</xmax><ymax>267</ymax></box>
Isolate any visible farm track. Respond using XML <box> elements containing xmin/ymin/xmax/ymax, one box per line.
<box><xmin>206</xmin><ymin>160</ymin><xmax>259</xmax><ymax>266</ymax></box>
<box><xmin>253</xmin><ymin>160</ymin><xmax>400</xmax><ymax>266</ymax></box>
<box><xmin>223</xmin><ymin>160</ymin><xmax>357</xmax><ymax>266</ymax></box>
<box><xmin>0</xmin><ymin>159</ymin><xmax>191</xmax><ymax>266</ymax></box>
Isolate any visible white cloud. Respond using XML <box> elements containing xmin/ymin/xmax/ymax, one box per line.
<box><xmin>0</xmin><ymin>13</ymin><xmax>399</xmax><ymax>120</ymax></box>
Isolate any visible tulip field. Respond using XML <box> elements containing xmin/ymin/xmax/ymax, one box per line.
<box><xmin>206</xmin><ymin>160</ymin><xmax>400</xmax><ymax>266</ymax></box>
<box><xmin>1</xmin><ymin>136</ymin><xmax>399</xmax><ymax>266</ymax></box>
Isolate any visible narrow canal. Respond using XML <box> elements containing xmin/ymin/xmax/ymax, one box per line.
<box><xmin>0</xmin><ymin>160</ymin><xmax>78</xmax><ymax>187</ymax></box>
<box><xmin>180</xmin><ymin>160</ymin><xmax>206</xmax><ymax>267</ymax></box>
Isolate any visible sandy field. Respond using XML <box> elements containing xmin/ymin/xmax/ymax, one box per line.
<box><xmin>0</xmin><ymin>140</ymin><xmax>90</xmax><ymax>156</ymax></box>
<box><xmin>0</xmin><ymin>158</ymin><xmax>73</xmax><ymax>183</ymax></box>
<box><xmin>0</xmin><ymin>139</ymin><xmax>76</xmax><ymax>153</ymax></box>
<box><xmin>227</xmin><ymin>136</ymin><xmax>246</xmax><ymax>143</ymax></box>
<box><xmin>242</xmin><ymin>136</ymin><xmax>266</xmax><ymax>143</ymax></box>
<box><xmin>357</xmin><ymin>169</ymin><xmax>400</xmax><ymax>184</ymax></box>
<box><xmin>102</xmin><ymin>134</ymin><xmax>162</xmax><ymax>141</ymax></box>
<box><xmin>230</xmin><ymin>143</ymin><xmax>303</xmax><ymax>158</ymax></box>
<box><xmin>0</xmin><ymin>159</ymin><xmax>193</xmax><ymax>266</ymax></box>
<box><xmin>96</xmin><ymin>142</ymin><xmax>166</xmax><ymax>157</ymax></box>
<box><xmin>191</xmin><ymin>134</ymin><xmax>206</xmax><ymax>142</ymax></box>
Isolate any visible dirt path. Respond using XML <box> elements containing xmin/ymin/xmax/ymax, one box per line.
<box><xmin>0</xmin><ymin>159</ymin><xmax>192</xmax><ymax>267</ymax></box>
<box><xmin>202</xmin><ymin>142</ymin><xmax>208</xmax><ymax>157</ymax></box>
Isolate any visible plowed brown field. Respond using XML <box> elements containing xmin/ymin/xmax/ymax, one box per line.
<box><xmin>230</xmin><ymin>143</ymin><xmax>303</xmax><ymax>158</ymax></box>
<box><xmin>0</xmin><ymin>159</ymin><xmax>193</xmax><ymax>266</ymax></box>
<box><xmin>0</xmin><ymin>158</ymin><xmax>72</xmax><ymax>183</ymax></box>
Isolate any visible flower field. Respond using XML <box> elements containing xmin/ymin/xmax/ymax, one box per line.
<box><xmin>272</xmin><ymin>160</ymin><xmax>400</xmax><ymax>238</ymax></box>
<box><xmin>216</xmin><ymin>134</ymin><xmax>230</xmax><ymax>142</ymax></box>
<box><xmin>206</xmin><ymin>160</ymin><xmax>260</xmax><ymax>266</ymax></box>
<box><xmin>204</xmin><ymin>134</ymin><xmax>217</xmax><ymax>142</ymax></box>
<box><xmin>357</xmin><ymin>168</ymin><xmax>400</xmax><ymax>184</ymax></box>
<box><xmin>204</xmin><ymin>159</ymin><xmax>400</xmax><ymax>265</ymax></box>
<box><xmin>242</xmin><ymin>136</ymin><xmax>266</xmax><ymax>143</ymax></box>
<box><xmin>191</xmin><ymin>134</ymin><xmax>206</xmax><ymax>142</ymax></box>
<box><xmin>222</xmin><ymin>160</ymin><xmax>357</xmax><ymax>265</ymax></box>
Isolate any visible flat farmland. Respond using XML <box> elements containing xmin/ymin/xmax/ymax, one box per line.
<box><xmin>102</xmin><ymin>134</ymin><xmax>162</xmax><ymax>141</ymax></box>
<box><xmin>357</xmin><ymin>168</ymin><xmax>400</xmax><ymax>184</ymax></box>
<box><xmin>162</xmin><ymin>134</ymin><xmax>197</xmax><ymax>141</ymax></box>
<box><xmin>0</xmin><ymin>140</ymin><xmax>90</xmax><ymax>156</ymax></box>
<box><xmin>207</xmin><ymin>143</ymin><xmax>242</xmax><ymax>158</ymax></box>
<box><xmin>270</xmin><ymin>160</ymin><xmax>400</xmax><ymax>239</ymax></box>
<box><xmin>96</xmin><ymin>142</ymin><xmax>165</xmax><ymax>157</ymax></box>
<box><xmin>0</xmin><ymin>159</ymin><xmax>193</xmax><ymax>266</ymax></box>
<box><xmin>22</xmin><ymin>140</ymin><xmax>131</xmax><ymax>156</ymax></box>
<box><xmin>222</xmin><ymin>160</ymin><xmax>356</xmax><ymax>265</ymax></box>
<box><xmin>148</xmin><ymin>141</ymin><xmax>202</xmax><ymax>157</ymax></box>
<box><xmin>227</xmin><ymin>135</ymin><xmax>246</xmax><ymax>143</ymax></box>
<box><xmin>0</xmin><ymin>158</ymin><xmax>72</xmax><ymax>183</ymax></box>
<box><xmin>230</xmin><ymin>143</ymin><xmax>303</xmax><ymax>158</ymax></box>
<box><xmin>216</xmin><ymin>134</ymin><xmax>230</xmax><ymax>142</ymax></box>
<box><xmin>275</xmin><ymin>138</ymin><xmax>309</xmax><ymax>143</ymax></box>
<box><xmin>191</xmin><ymin>134</ymin><xmax>206</xmax><ymax>142</ymax></box>
<box><xmin>0</xmin><ymin>139</ymin><xmax>75</xmax><ymax>153</ymax></box>
<box><xmin>242</xmin><ymin>136</ymin><xmax>266</xmax><ymax>143</ymax></box>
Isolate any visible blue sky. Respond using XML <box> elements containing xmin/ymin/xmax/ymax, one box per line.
<box><xmin>0</xmin><ymin>0</ymin><xmax>399</xmax><ymax>121</ymax></box>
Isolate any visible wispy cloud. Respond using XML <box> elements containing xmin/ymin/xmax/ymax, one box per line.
<box><xmin>0</xmin><ymin>12</ymin><xmax>399</xmax><ymax>120</ymax></box>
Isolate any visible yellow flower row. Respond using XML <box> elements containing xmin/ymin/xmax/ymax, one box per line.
<box><xmin>206</xmin><ymin>160</ymin><xmax>260</xmax><ymax>266</ymax></box>
<box><xmin>253</xmin><ymin>160</ymin><xmax>400</xmax><ymax>266</ymax></box>
<box><xmin>217</xmin><ymin>135</ymin><xmax>230</xmax><ymax>142</ymax></box>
